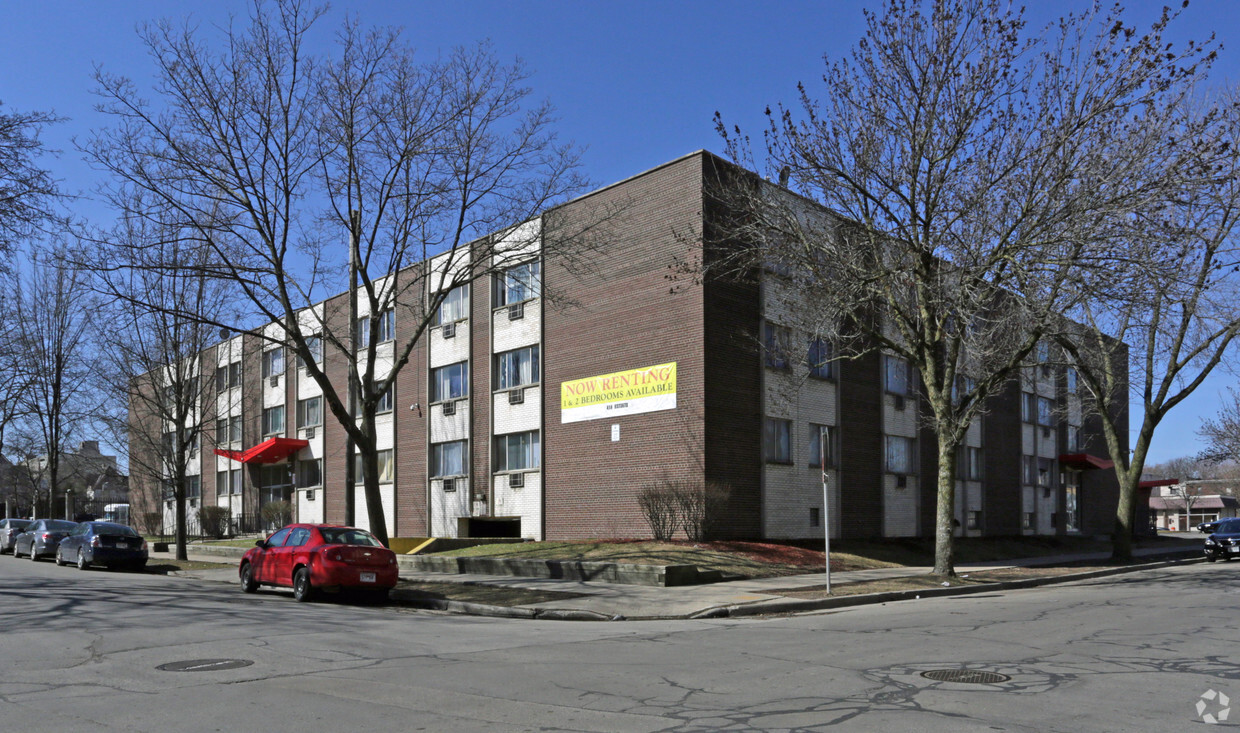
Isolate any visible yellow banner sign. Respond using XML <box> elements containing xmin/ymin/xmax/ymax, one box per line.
<box><xmin>560</xmin><ymin>362</ymin><xmax>677</xmax><ymax>423</ymax></box>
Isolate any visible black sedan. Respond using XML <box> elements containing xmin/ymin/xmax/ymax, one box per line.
<box><xmin>1198</xmin><ymin>519</ymin><xmax>1223</xmax><ymax>534</ymax></box>
<box><xmin>13</xmin><ymin>519</ymin><xmax>78</xmax><ymax>560</ymax></box>
<box><xmin>55</xmin><ymin>521</ymin><xmax>148</xmax><ymax>571</ymax></box>
<box><xmin>0</xmin><ymin>518</ymin><xmax>32</xmax><ymax>553</ymax></box>
<box><xmin>1204</xmin><ymin>519</ymin><xmax>1240</xmax><ymax>562</ymax></box>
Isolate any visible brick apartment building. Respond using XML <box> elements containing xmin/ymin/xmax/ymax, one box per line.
<box><xmin>131</xmin><ymin>151</ymin><xmax>1124</xmax><ymax>542</ymax></box>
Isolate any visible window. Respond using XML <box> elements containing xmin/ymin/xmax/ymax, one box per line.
<box><xmin>494</xmin><ymin>261</ymin><xmax>541</xmax><ymax>305</ymax></box>
<box><xmin>966</xmin><ymin>511</ymin><xmax>982</xmax><ymax>530</ymax></box>
<box><xmin>431</xmin><ymin>441</ymin><xmax>467</xmax><ymax>478</ymax></box>
<box><xmin>1066</xmin><ymin>367</ymin><xmax>1078</xmax><ymax>395</ymax></box>
<box><xmin>1021</xmin><ymin>456</ymin><xmax>1037</xmax><ymax>485</ymax></box>
<box><xmin>187</xmin><ymin>475</ymin><xmax>201</xmax><ymax>499</ymax></box>
<box><xmin>958</xmin><ymin>446</ymin><xmax>984</xmax><ymax>481</ymax></box>
<box><xmin>353</xmin><ymin>449</ymin><xmax>394</xmax><ymax>483</ymax></box>
<box><xmin>297</xmin><ymin>459</ymin><xmax>322</xmax><ymax>488</ymax></box>
<box><xmin>1021</xmin><ymin>392</ymin><xmax>1036</xmax><ymax>423</ymax></box>
<box><xmin>433</xmin><ymin>285</ymin><xmax>469</xmax><ymax>325</ymax></box>
<box><xmin>216</xmin><ymin>468</ymin><xmax>241</xmax><ymax>496</ymax></box>
<box><xmin>1037</xmin><ymin>458</ymin><xmax>1054</xmax><ymax>488</ymax></box>
<box><xmin>376</xmin><ymin>385</ymin><xmax>393</xmax><ymax>413</ymax></box>
<box><xmin>884</xmin><ymin>356</ymin><xmax>912</xmax><ymax>396</ymax></box>
<box><xmin>432</xmin><ymin>362</ymin><xmax>470</xmax><ymax>402</ymax></box>
<box><xmin>286</xmin><ymin>527</ymin><xmax>311</xmax><ymax>547</ymax></box>
<box><xmin>1022</xmin><ymin>512</ymin><xmax>1035</xmax><ymax>530</ymax></box>
<box><xmin>298</xmin><ymin>336</ymin><xmax>322</xmax><ymax>368</ymax></box>
<box><xmin>261</xmin><ymin>348</ymin><xmax>284</xmax><ymax>378</ymax></box>
<box><xmin>215</xmin><ymin>415</ymin><xmax>241</xmax><ymax>446</ymax></box>
<box><xmin>1066</xmin><ymin>425</ymin><xmax>1080</xmax><ymax>452</ymax></box>
<box><xmin>215</xmin><ymin>361</ymin><xmax>241</xmax><ymax>391</ymax></box>
<box><xmin>1036</xmin><ymin>340</ymin><xmax>1050</xmax><ymax>366</ymax></box>
<box><xmin>808</xmin><ymin>338</ymin><xmax>834</xmax><ymax>379</ymax></box>
<box><xmin>763</xmin><ymin>323</ymin><xmax>792</xmax><ymax>369</ymax></box>
<box><xmin>358</xmin><ymin>310</ymin><xmax>395</xmax><ymax>347</ymax></box>
<box><xmin>1037</xmin><ymin>396</ymin><xmax>1054</xmax><ymax>427</ymax></box>
<box><xmin>262</xmin><ymin>405</ymin><xmax>285</xmax><ymax>437</ymax></box>
<box><xmin>810</xmin><ymin>507</ymin><xmax>821</xmax><ymax>528</ymax></box>
<box><xmin>952</xmin><ymin>375</ymin><xmax>975</xmax><ymax>406</ymax></box>
<box><xmin>296</xmin><ymin>396</ymin><xmax>322</xmax><ymax>429</ymax></box>
<box><xmin>809</xmin><ymin>424</ymin><xmax>837</xmax><ymax>468</ymax></box>
<box><xmin>266</xmin><ymin>527</ymin><xmax>292</xmax><ymax>548</ymax></box>
<box><xmin>764</xmin><ymin>418</ymin><xmax>792</xmax><ymax>463</ymax></box>
<box><xmin>495</xmin><ymin>346</ymin><xmax>539</xmax><ymax>389</ymax></box>
<box><xmin>885</xmin><ymin>436</ymin><xmax>914</xmax><ymax>474</ymax></box>
<box><xmin>259</xmin><ymin>464</ymin><xmax>288</xmax><ymax>491</ymax></box>
<box><xmin>495</xmin><ymin>431</ymin><xmax>540</xmax><ymax>472</ymax></box>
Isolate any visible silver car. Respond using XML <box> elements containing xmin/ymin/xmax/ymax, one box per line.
<box><xmin>13</xmin><ymin>519</ymin><xmax>78</xmax><ymax>560</ymax></box>
<box><xmin>0</xmin><ymin>518</ymin><xmax>32</xmax><ymax>553</ymax></box>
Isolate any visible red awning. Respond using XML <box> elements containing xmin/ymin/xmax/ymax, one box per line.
<box><xmin>214</xmin><ymin>437</ymin><xmax>309</xmax><ymax>464</ymax></box>
<box><xmin>1058</xmin><ymin>453</ymin><xmax>1115</xmax><ymax>471</ymax></box>
<box><xmin>1139</xmin><ymin>479</ymin><xmax>1179</xmax><ymax>489</ymax></box>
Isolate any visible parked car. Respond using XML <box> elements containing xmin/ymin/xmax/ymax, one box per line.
<box><xmin>13</xmin><ymin>519</ymin><xmax>79</xmax><ymax>560</ymax></box>
<box><xmin>55</xmin><ymin>521</ymin><xmax>148</xmax><ymax>571</ymax></box>
<box><xmin>0</xmin><ymin>518</ymin><xmax>32</xmax><ymax>553</ymax></box>
<box><xmin>1203</xmin><ymin>519</ymin><xmax>1240</xmax><ymax>562</ymax></box>
<box><xmin>238</xmin><ymin>524</ymin><xmax>398</xmax><ymax>602</ymax></box>
<box><xmin>1198</xmin><ymin>520</ymin><xmax>1223</xmax><ymax>534</ymax></box>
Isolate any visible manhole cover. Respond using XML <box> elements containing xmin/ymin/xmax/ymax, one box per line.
<box><xmin>920</xmin><ymin>669</ymin><xmax>1010</xmax><ymax>684</ymax></box>
<box><xmin>157</xmin><ymin>659</ymin><xmax>253</xmax><ymax>672</ymax></box>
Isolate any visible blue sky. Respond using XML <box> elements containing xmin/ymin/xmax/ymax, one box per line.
<box><xmin>1</xmin><ymin>0</ymin><xmax>1236</xmax><ymax>465</ymax></box>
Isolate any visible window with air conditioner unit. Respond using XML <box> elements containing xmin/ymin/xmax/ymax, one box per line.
<box><xmin>432</xmin><ymin>362</ymin><xmax>469</xmax><ymax>403</ymax></box>
<box><xmin>495</xmin><ymin>346</ymin><xmax>539</xmax><ymax>390</ymax></box>
<box><xmin>508</xmin><ymin>301</ymin><xmax>524</xmax><ymax>320</ymax></box>
<box><xmin>508</xmin><ymin>388</ymin><xmax>524</xmax><ymax>405</ymax></box>
<box><xmin>442</xmin><ymin>400</ymin><xmax>456</xmax><ymax>416</ymax></box>
<box><xmin>508</xmin><ymin>472</ymin><xmax>525</xmax><ymax>489</ymax></box>
<box><xmin>494</xmin><ymin>431</ymin><xmax>539</xmax><ymax>472</ymax></box>
<box><xmin>442</xmin><ymin>477</ymin><xmax>456</xmax><ymax>492</ymax></box>
<box><xmin>442</xmin><ymin>322</ymin><xmax>456</xmax><ymax>339</ymax></box>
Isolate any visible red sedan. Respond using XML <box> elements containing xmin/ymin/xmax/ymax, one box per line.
<box><xmin>239</xmin><ymin>524</ymin><xmax>399</xmax><ymax>602</ymax></box>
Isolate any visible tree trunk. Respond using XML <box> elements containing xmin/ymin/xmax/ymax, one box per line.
<box><xmin>933</xmin><ymin>431</ymin><xmax>958</xmax><ymax>576</ymax></box>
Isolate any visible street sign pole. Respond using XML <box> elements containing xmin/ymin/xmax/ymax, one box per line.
<box><xmin>821</xmin><ymin>425</ymin><xmax>831</xmax><ymax>594</ymax></box>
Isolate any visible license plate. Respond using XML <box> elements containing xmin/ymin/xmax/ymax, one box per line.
<box><xmin>359</xmin><ymin>572</ymin><xmax>376</xmax><ymax>583</ymax></box>
<box><xmin>1229</xmin><ymin>546</ymin><xmax>1239</xmax><ymax>554</ymax></box>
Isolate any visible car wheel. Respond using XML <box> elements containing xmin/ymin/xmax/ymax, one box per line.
<box><xmin>239</xmin><ymin>563</ymin><xmax>258</xmax><ymax>593</ymax></box>
<box><xmin>30</xmin><ymin>546</ymin><xmax>39</xmax><ymax>561</ymax></box>
<box><xmin>77</xmin><ymin>551</ymin><xmax>89</xmax><ymax>570</ymax></box>
<box><xmin>1207</xmin><ymin>553</ymin><xmax>1217</xmax><ymax>562</ymax></box>
<box><xmin>11</xmin><ymin>544</ymin><xmax>20</xmax><ymax>558</ymax></box>
<box><xmin>292</xmin><ymin>567</ymin><xmax>314</xmax><ymax>602</ymax></box>
<box><xmin>55</xmin><ymin>548</ymin><xmax>66</xmax><ymax>566</ymax></box>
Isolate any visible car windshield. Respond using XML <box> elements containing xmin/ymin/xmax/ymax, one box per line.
<box><xmin>319</xmin><ymin>528</ymin><xmax>383</xmax><ymax>547</ymax></box>
<box><xmin>46</xmin><ymin>520</ymin><xmax>77</xmax><ymax>531</ymax></box>
<box><xmin>1217</xmin><ymin>521</ymin><xmax>1240</xmax><ymax>534</ymax></box>
<box><xmin>94</xmin><ymin>523</ymin><xmax>139</xmax><ymax>537</ymax></box>
<box><xmin>7</xmin><ymin>519</ymin><xmax>30</xmax><ymax>529</ymax></box>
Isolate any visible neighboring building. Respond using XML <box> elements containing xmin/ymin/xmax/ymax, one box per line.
<box><xmin>13</xmin><ymin>441</ymin><xmax>128</xmax><ymax>520</ymax></box>
<box><xmin>130</xmin><ymin>151</ymin><xmax>1124</xmax><ymax>542</ymax></box>
<box><xmin>1148</xmin><ymin>480</ymin><xmax>1240</xmax><ymax>531</ymax></box>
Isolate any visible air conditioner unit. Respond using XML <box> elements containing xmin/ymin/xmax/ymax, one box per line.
<box><xmin>508</xmin><ymin>302</ymin><xmax>524</xmax><ymax>320</ymax></box>
<box><xmin>895</xmin><ymin>474</ymin><xmax>907</xmax><ymax>488</ymax></box>
<box><xmin>305</xmin><ymin>489</ymin><xmax>315</xmax><ymax>501</ymax></box>
<box><xmin>442</xmin><ymin>400</ymin><xmax>456</xmax><ymax>416</ymax></box>
<box><xmin>442</xmin><ymin>322</ymin><xmax>456</xmax><ymax>338</ymax></box>
<box><xmin>893</xmin><ymin>394</ymin><xmax>905</xmax><ymax>411</ymax></box>
<box><xmin>1042</xmin><ymin>426</ymin><xmax>1051</xmax><ymax>438</ymax></box>
<box><xmin>508</xmin><ymin>388</ymin><xmax>524</xmax><ymax>405</ymax></box>
<box><xmin>509</xmin><ymin>472</ymin><xmax>525</xmax><ymax>489</ymax></box>
<box><xmin>269</xmin><ymin>375</ymin><xmax>279</xmax><ymax>388</ymax></box>
<box><xmin>442</xmin><ymin>478</ymin><xmax>456</xmax><ymax>492</ymax></box>
<box><xmin>304</xmin><ymin>426</ymin><xmax>316</xmax><ymax>439</ymax></box>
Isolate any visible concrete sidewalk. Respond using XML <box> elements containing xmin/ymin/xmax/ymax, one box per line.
<box><xmin>149</xmin><ymin>543</ymin><xmax>1205</xmax><ymax>621</ymax></box>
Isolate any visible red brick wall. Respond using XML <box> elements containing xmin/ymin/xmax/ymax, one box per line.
<box><xmin>393</xmin><ymin>271</ymin><xmax>429</xmax><ymax>536</ymax></box>
<box><xmin>542</xmin><ymin>154</ymin><xmax>709</xmax><ymax>539</ymax></box>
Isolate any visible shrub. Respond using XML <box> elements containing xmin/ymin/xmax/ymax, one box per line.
<box><xmin>141</xmin><ymin>512</ymin><xmax>163</xmax><ymax>535</ymax></box>
<box><xmin>261</xmin><ymin>500</ymin><xmax>292</xmax><ymax>527</ymax></box>
<box><xmin>198</xmin><ymin>505</ymin><xmax>229</xmax><ymax>539</ymax></box>
<box><xmin>638</xmin><ymin>484</ymin><xmax>680</xmax><ymax>541</ymax></box>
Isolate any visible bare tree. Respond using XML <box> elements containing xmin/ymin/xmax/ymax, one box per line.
<box><xmin>0</xmin><ymin>103</ymin><xmax>62</xmax><ymax>265</ymax></box>
<box><xmin>84</xmin><ymin>0</ymin><xmax>597</xmax><ymax>544</ymax></box>
<box><xmin>10</xmin><ymin>249</ymin><xmax>99</xmax><ymax>518</ymax></box>
<box><xmin>1057</xmin><ymin>86</ymin><xmax>1240</xmax><ymax>559</ymax></box>
<box><xmin>711</xmin><ymin>0</ymin><xmax>1219</xmax><ymax>574</ymax></box>
<box><xmin>91</xmin><ymin>211</ymin><xmax>234</xmax><ymax>560</ymax></box>
<box><xmin>1200</xmin><ymin>389</ymin><xmax>1240</xmax><ymax>466</ymax></box>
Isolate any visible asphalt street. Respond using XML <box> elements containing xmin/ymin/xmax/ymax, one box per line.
<box><xmin>1</xmin><ymin>552</ymin><xmax>1236</xmax><ymax>731</ymax></box>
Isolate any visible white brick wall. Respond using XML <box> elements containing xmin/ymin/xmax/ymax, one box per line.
<box><xmin>494</xmin><ymin>389</ymin><xmax>540</xmax><ymax>434</ymax></box>
<box><xmin>350</xmin><ymin>483</ymin><xmax>395</xmax><ymax>533</ymax></box>
<box><xmin>429</xmin><ymin>400</ymin><xmax>470</xmax><ymax>443</ymax></box>
<box><xmin>431</xmin><ymin>479</ymin><xmax>470</xmax><ymax>537</ymax></box>
<box><xmin>493</xmin><ymin>472</ymin><xmax>543</xmax><ymax>540</ymax></box>
<box><xmin>430</xmin><ymin>321</ymin><xmax>469</xmax><ymax>368</ymax></box>
<box><xmin>493</xmin><ymin>304</ymin><xmax>540</xmax><ymax>352</ymax></box>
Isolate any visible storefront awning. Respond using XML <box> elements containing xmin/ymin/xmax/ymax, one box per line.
<box><xmin>214</xmin><ymin>437</ymin><xmax>309</xmax><ymax>464</ymax></box>
<box><xmin>1058</xmin><ymin>453</ymin><xmax>1115</xmax><ymax>471</ymax></box>
<box><xmin>1139</xmin><ymin>479</ymin><xmax>1179</xmax><ymax>489</ymax></box>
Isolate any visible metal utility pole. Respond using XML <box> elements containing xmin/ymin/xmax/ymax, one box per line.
<box><xmin>344</xmin><ymin>209</ymin><xmax>359</xmax><ymax>526</ymax></box>
<box><xmin>821</xmin><ymin>425</ymin><xmax>832</xmax><ymax>594</ymax></box>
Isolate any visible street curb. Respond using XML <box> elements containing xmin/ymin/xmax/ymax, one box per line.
<box><xmin>705</xmin><ymin>554</ymin><xmax>1205</xmax><ymax>619</ymax></box>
